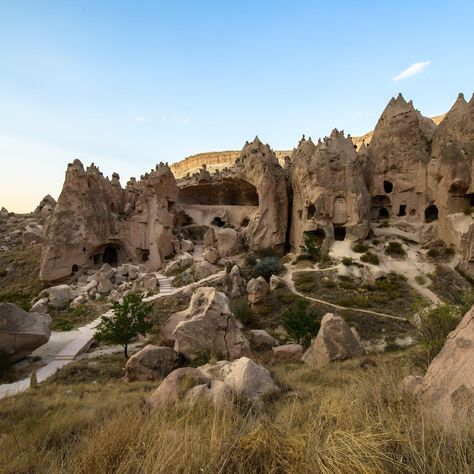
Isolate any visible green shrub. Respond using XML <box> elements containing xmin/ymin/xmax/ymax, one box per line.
<box><xmin>230</xmin><ymin>298</ymin><xmax>253</xmax><ymax>325</ymax></box>
<box><xmin>300</xmin><ymin>233</ymin><xmax>321</xmax><ymax>262</ymax></box>
<box><xmin>352</xmin><ymin>242</ymin><xmax>369</xmax><ymax>253</ymax></box>
<box><xmin>342</xmin><ymin>257</ymin><xmax>353</xmax><ymax>266</ymax></box>
<box><xmin>360</xmin><ymin>252</ymin><xmax>380</xmax><ymax>265</ymax></box>
<box><xmin>244</xmin><ymin>253</ymin><xmax>257</xmax><ymax>267</ymax></box>
<box><xmin>385</xmin><ymin>242</ymin><xmax>406</xmax><ymax>258</ymax></box>
<box><xmin>282</xmin><ymin>299</ymin><xmax>320</xmax><ymax>348</ymax></box>
<box><xmin>253</xmin><ymin>256</ymin><xmax>284</xmax><ymax>282</ymax></box>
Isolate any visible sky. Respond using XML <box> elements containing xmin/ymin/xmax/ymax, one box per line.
<box><xmin>0</xmin><ymin>0</ymin><xmax>473</xmax><ymax>212</ymax></box>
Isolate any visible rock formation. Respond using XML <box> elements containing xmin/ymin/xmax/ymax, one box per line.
<box><xmin>0</xmin><ymin>303</ymin><xmax>51</xmax><ymax>362</ymax></box>
<box><xmin>125</xmin><ymin>345</ymin><xmax>181</xmax><ymax>381</ymax></box>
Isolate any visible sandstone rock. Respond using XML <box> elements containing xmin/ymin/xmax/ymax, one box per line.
<box><xmin>146</xmin><ymin>367</ymin><xmax>210</xmax><ymax>408</ymax></box>
<box><xmin>269</xmin><ymin>274</ymin><xmax>283</xmax><ymax>291</ymax></box>
<box><xmin>44</xmin><ymin>284</ymin><xmax>76</xmax><ymax>309</ymax></box>
<box><xmin>217</xmin><ymin>228</ymin><xmax>242</xmax><ymax>257</ymax></box>
<box><xmin>70</xmin><ymin>294</ymin><xmax>87</xmax><ymax>309</ymax></box>
<box><xmin>246</xmin><ymin>276</ymin><xmax>269</xmax><ymax>305</ymax></box>
<box><xmin>160</xmin><ymin>311</ymin><xmax>187</xmax><ymax>346</ymax></box>
<box><xmin>0</xmin><ymin>303</ymin><xmax>51</xmax><ymax>362</ymax></box>
<box><xmin>203</xmin><ymin>247</ymin><xmax>220</xmax><ymax>264</ymax></box>
<box><xmin>194</xmin><ymin>260</ymin><xmax>219</xmax><ymax>280</ymax></box>
<box><xmin>172</xmin><ymin>287</ymin><xmax>250</xmax><ymax>361</ymax></box>
<box><xmin>186</xmin><ymin>380</ymin><xmax>233</xmax><ymax>405</ymax></box>
<box><xmin>272</xmin><ymin>344</ymin><xmax>303</xmax><ymax>361</ymax></box>
<box><xmin>203</xmin><ymin>227</ymin><xmax>216</xmax><ymax>248</ymax></box>
<box><xmin>142</xmin><ymin>275</ymin><xmax>158</xmax><ymax>292</ymax></box>
<box><xmin>419</xmin><ymin>304</ymin><xmax>474</xmax><ymax>425</ymax></box>
<box><xmin>249</xmin><ymin>329</ymin><xmax>278</xmax><ymax>350</ymax></box>
<box><xmin>199</xmin><ymin>357</ymin><xmax>279</xmax><ymax>407</ymax></box>
<box><xmin>180</xmin><ymin>239</ymin><xmax>194</xmax><ymax>252</ymax></box>
<box><xmin>401</xmin><ymin>375</ymin><xmax>423</xmax><ymax>396</ymax></box>
<box><xmin>30</xmin><ymin>298</ymin><xmax>49</xmax><ymax>314</ymax></box>
<box><xmin>22</xmin><ymin>226</ymin><xmax>43</xmax><ymax>246</ymax></box>
<box><xmin>228</xmin><ymin>264</ymin><xmax>245</xmax><ymax>298</ymax></box>
<box><xmin>302</xmin><ymin>313</ymin><xmax>364</xmax><ymax>368</ymax></box>
<box><xmin>126</xmin><ymin>345</ymin><xmax>180</xmax><ymax>381</ymax></box>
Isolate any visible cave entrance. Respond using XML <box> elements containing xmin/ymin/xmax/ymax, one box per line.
<box><xmin>307</xmin><ymin>204</ymin><xmax>316</xmax><ymax>220</ymax></box>
<box><xmin>398</xmin><ymin>205</ymin><xmax>407</xmax><ymax>217</ymax></box>
<box><xmin>379</xmin><ymin>207</ymin><xmax>389</xmax><ymax>219</ymax></box>
<box><xmin>241</xmin><ymin>218</ymin><xmax>250</xmax><ymax>227</ymax></box>
<box><xmin>211</xmin><ymin>216</ymin><xmax>225</xmax><ymax>227</ymax></box>
<box><xmin>71</xmin><ymin>264</ymin><xmax>79</xmax><ymax>275</ymax></box>
<box><xmin>103</xmin><ymin>245</ymin><xmax>118</xmax><ymax>266</ymax></box>
<box><xmin>370</xmin><ymin>195</ymin><xmax>391</xmax><ymax>220</ymax></box>
<box><xmin>304</xmin><ymin>229</ymin><xmax>325</xmax><ymax>247</ymax></box>
<box><xmin>334</xmin><ymin>226</ymin><xmax>346</xmax><ymax>241</ymax></box>
<box><xmin>383</xmin><ymin>180</ymin><xmax>393</xmax><ymax>193</ymax></box>
<box><xmin>425</xmin><ymin>205</ymin><xmax>438</xmax><ymax>223</ymax></box>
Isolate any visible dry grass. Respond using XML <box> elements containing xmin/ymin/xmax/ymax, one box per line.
<box><xmin>0</xmin><ymin>351</ymin><xmax>472</xmax><ymax>473</ymax></box>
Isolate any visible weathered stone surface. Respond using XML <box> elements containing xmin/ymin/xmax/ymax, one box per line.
<box><xmin>302</xmin><ymin>313</ymin><xmax>365</xmax><ymax>368</ymax></box>
<box><xmin>217</xmin><ymin>228</ymin><xmax>242</xmax><ymax>257</ymax></box>
<box><xmin>146</xmin><ymin>367</ymin><xmax>210</xmax><ymax>408</ymax></box>
<box><xmin>246</xmin><ymin>276</ymin><xmax>269</xmax><ymax>305</ymax></box>
<box><xmin>199</xmin><ymin>357</ymin><xmax>279</xmax><ymax>407</ymax></box>
<box><xmin>186</xmin><ymin>380</ymin><xmax>233</xmax><ymax>405</ymax></box>
<box><xmin>30</xmin><ymin>298</ymin><xmax>49</xmax><ymax>314</ymax></box>
<box><xmin>419</xmin><ymin>304</ymin><xmax>474</xmax><ymax>425</ymax></box>
<box><xmin>142</xmin><ymin>275</ymin><xmax>158</xmax><ymax>292</ymax></box>
<box><xmin>194</xmin><ymin>260</ymin><xmax>219</xmax><ymax>280</ymax></box>
<box><xmin>249</xmin><ymin>329</ymin><xmax>278</xmax><ymax>350</ymax></box>
<box><xmin>172</xmin><ymin>287</ymin><xmax>250</xmax><ymax>361</ymax></box>
<box><xmin>22</xmin><ymin>226</ymin><xmax>43</xmax><ymax>246</ymax></box>
<box><xmin>203</xmin><ymin>247</ymin><xmax>220</xmax><ymax>264</ymax></box>
<box><xmin>44</xmin><ymin>284</ymin><xmax>76</xmax><ymax>309</ymax></box>
<box><xmin>126</xmin><ymin>345</ymin><xmax>180</xmax><ymax>381</ymax></box>
<box><xmin>272</xmin><ymin>344</ymin><xmax>303</xmax><ymax>361</ymax></box>
<box><xmin>0</xmin><ymin>303</ymin><xmax>51</xmax><ymax>362</ymax></box>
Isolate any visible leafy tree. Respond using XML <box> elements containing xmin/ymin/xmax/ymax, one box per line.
<box><xmin>95</xmin><ymin>293</ymin><xmax>152</xmax><ymax>358</ymax></box>
<box><xmin>283</xmin><ymin>298</ymin><xmax>320</xmax><ymax>348</ymax></box>
<box><xmin>300</xmin><ymin>233</ymin><xmax>321</xmax><ymax>262</ymax></box>
<box><xmin>253</xmin><ymin>256</ymin><xmax>284</xmax><ymax>282</ymax></box>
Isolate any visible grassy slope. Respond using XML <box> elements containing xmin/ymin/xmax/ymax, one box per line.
<box><xmin>0</xmin><ymin>350</ymin><xmax>472</xmax><ymax>473</ymax></box>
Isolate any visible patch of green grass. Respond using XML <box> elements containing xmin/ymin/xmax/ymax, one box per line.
<box><xmin>49</xmin><ymin>303</ymin><xmax>105</xmax><ymax>331</ymax></box>
<box><xmin>352</xmin><ymin>242</ymin><xmax>370</xmax><ymax>253</ymax></box>
<box><xmin>385</xmin><ymin>241</ymin><xmax>406</xmax><ymax>258</ymax></box>
<box><xmin>360</xmin><ymin>252</ymin><xmax>380</xmax><ymax>265</ymax></box>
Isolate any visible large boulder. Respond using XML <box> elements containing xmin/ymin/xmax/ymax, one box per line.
<box><xmin>217</xmin><ymin>228</ymin><xmax>242</xmax><ymax>257</ymax></box>
<box><xmin>203</xmin><ymin>247</ymin><xmax>220</xmax><ymax>264</ymax></box>
<box><xmin>194</xmin><ymin>260</ymin><xmax>220</xmax><ymax>280</ymax></box>
<box><xmin>0</xmin><ymin>303</ymin><xmax>51</xmax><ymax>362</ymax></box>
<box><xmin>146</xmin><ymin>367</ymin><xmax>211</xmax><ymax>408</ymax></box>
<box><xmin>22</xmin><ymin>226</ymin><xmax>43</xmax><ymax>246</ymax></box>
<box><xmin>272</xmin><ymin>343</ymin><xmax>303</xmax><ymax>361</ymax></box>
<box><xmin>302</xmin><ymin>313</ymin><xmax>364</xmax><ymax>368</ymax></box>
<box><xmin>199</xmin><ymin>357</ymin><xmax>279</xmax><ymax>407</ymax></box>
<box><xmin>249</xmin><ymin>329</ymin><xmax>278</xmax><ymax>350</ymax></box>
<box><xmin>417</xmin><ymin>305</ymin><xmax>474</xmax><ymax>426</ymax></box>
<box><xmin>172</xmin><ymin>287</ymin><xmax>250</xmax><ymax>361</ymax></box>
<box><xmin>44</xmin><ymin>284</ymin><xmax>76</xmax><ymax>309</ymax></box>
<box><xmin>125</xmin><ymin>345</ymin><xmax>180</xmax><ymax>381</ymax></box>
<box><xmin>246</xmin><ymin>276</ymin><xmax>269</xmax><ymax>305</ymax></box>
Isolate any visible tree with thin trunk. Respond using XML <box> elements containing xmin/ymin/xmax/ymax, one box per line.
<box><xmin>94</xmin><ymin>293</ymin><xmax>152</xmax><ymax>358</ymax></box>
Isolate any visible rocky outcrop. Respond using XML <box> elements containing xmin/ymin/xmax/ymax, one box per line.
<box><xmin>0</xmin><ymin>303</ymin><xmax>51</xmax><ymax>362</ymax></box>
<box><xmin>246</xmin><ymin>276</ymin><xmax>269</xmax><ymax>306</ymax></box>
<box><xmin>290</xmin><ymin>131</ymin><xmax>370</xmax><ymax>252</ymax></box>
<box><xmin>171</xmin><ymin>287</ymin><xmax>250</xmax><ymax>361</ymax></box>
<box><xmin>125</xmin><ymin>345</ymin><xmax>180</xmax><ymax>381</ymax></box>
<box><xmin>249</xmin><ymin>330</ymin><xmax>278</xmax><ymax>350</ymax></box>
<box><xmin>302</xmin><ymin>313</ymin><xmax>364</xmax><ymax>368</ymax></box>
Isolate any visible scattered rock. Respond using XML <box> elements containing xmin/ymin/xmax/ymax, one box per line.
<box><xmin>44</xmin><ymin>284</ymin><xmax>76</xmax><ymax>309</ymax></box>
<box><xmin>126</xmin><ymin>345</ymin><xmax>181</xmax><ymax>381</ymax></box>
<box><xmin>246</xmin><ymin>276</ymin><xmax>269</xmax><ymax>306</ymax></box>
<box><xmin>272</xmin><ymin>344</ymin><xmax>303</xmax><ymax>361</ymax></box>
<box><xmin>249</xmin><ymin>329</ymin><xmax>278</xmax><ymax>350</ymax></box>
<box><xmin>203</xmin><ymin>247</ymin><xmax>220</xmax><ymax>264</ymax></box>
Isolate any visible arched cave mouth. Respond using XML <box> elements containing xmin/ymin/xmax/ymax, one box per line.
<box><xmin>379</xmin><ymin>207</ymin><xmax>390</xmax><ymax>219</ymax></box>
<box><xmin>179</xmin><ymin>179</ymin><xmax>259</xmax><ymax>206</ymax></box>
<box><xmin>211</xmin><ymin>216</ymin><xmax>225</xmax><ymax>227</ymax></box>
<box><xmin>370</xmin><ymin>195</ymin><xmax>391</xmax><ymax>220</ymax></box>
<box><xmin>334</xmin><ymin>226</ymin><xmax>346</xmax><ymax>241</ymax></box>
<box><xmin>383</xmin><ymin>180</ymin><xmax>393</xmax><ymax>193</ymax></box>
<box><xmin>425</xmin><ymin>205</ymin><xmax>438</xmax><ymax>223</ymax></box>
<box><xmin>397</xmin><ymin>205</ymin><xmax>407</xmax><ymax>217</ymax></box>
<box><xmin>304</xmin><ymin>229</ymin><xmax>325</xmax><ymax>247</ymax></box>
<box><xmin>91</xmin><ymin>243</ymin><xmax>122</xmax><ymax>267</ymax></box>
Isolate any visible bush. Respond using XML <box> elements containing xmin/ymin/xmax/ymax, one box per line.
<box><xmin>253</xmin><ymin>256</ymin><xmax>284</xmax><ymax>282</ymax></box>
<box><xmin>352</xmin><ymin>242</ymin><xmax>369</xmax><ymax>253</ymax></box>
<box><xmin>426</xmin><ymin>240</ymin><xmax>455</xmax><ymax>261</ymax></box>
<box><xmin>385</xmin><ymin>242</ymin><xmax>406</xmax><ymax>258</ymax></box>
<box><xmin>244</xmin><ymin>252</ymin><xmax>257</xmax><ymax>267</ymax></box>
<box><xmin>300</xmin><ymin>233</ymin><xmax>321</xmax><ymax>262</ymax></box>
<box><xmin>255</xmin><ymin>247</ymin><xmax>279</xmax><ymax>259</ymax></box>
<box><xmin>282</xmin><ymin>298</ymin><xmax>320</xmax><ymax>348</ymax></box>
<box><xmin>360</xmin><ymin>252</ymin><xmax>380</xmax><ymax>265</ymax></box>
<box><xmin>342</xmin><ymin>257</ymin><xmax>353</xmax><ymax>266</ymax></box>
<box><xmin>230</xmin><ymin>298</ymin><xmax>253</xmax><ymax>325</ymax></box>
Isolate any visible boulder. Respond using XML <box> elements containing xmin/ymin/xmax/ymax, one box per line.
<box><xmin>269</xmin><ymin>274</ymin><xmax>283</xmax><ymax>291</ymax></box>
<box><xmin>272</xmin><ymin>344</ymin><xmax>303</xmax><ymax>361</ymax></box>
<box><xmin>22</xmin><ymin>226</ymin><xmax>43</xmax><ymax>246</ymax></box>
<box><xmin>199</xmin><ymin>357</ymin><xmax>279</xmax><ymax>407</ymax></box>
<box><xmin>146</xmin><ymin>368</ymin><xmax>210</xmax><ymax>408</ymax></box>
<box><xmin>203</xmin><ymin>227</ymin><xmax>216</xmax><ymax>248</ymax></box>
<box><xmin>30</xmin><ymin>298</ymin><xmax>49</xmax><ymax>314</ymax></box>
<box><xmin>302</xmin><ymin>313</ymin><xmax>364</xmax><ymax>368</ymax></box>
<box><xmin>194</xmin><ymin>260</ymin><xmax>219</xmax><ymax>280</ymax></box>
<box><xmin>172</xmin><ymin>287</ymin><xmax>250</xmax><ymax>361</ymax></box>
<box><xmin>142</xmin><ymin>275</ymin><xmax>158</xmax><ymax>292</ymax></box>
<box><xmin>246</xmin><ymin>277</ymin><xmax>269</xmax><ymax>305</ymax></box>
<box><xmin>180</xmin><ymin>239</ymin><xmax>194</xmax><ymax>253</ymax></box>
<box><xmin>0</xmin><ymin>303</ymin><xmax>51</xmax><ymax>362</ymax></box>
<box><xmin>418</xmin><ymin>305</ymin><xmax>474</xmax><ymax>425</ymax></box>
<box><xmin>249</xmin><ymin>329</ymin><xmax>278</xmax><ymax>350</ymax></box>
<box><xmin>44</xmin><ymin>284</ymin><xmax>76</xmax><ymax>309</ymax></box>
<box><xmin>217</xmin><ymin>228</ymin><xmax>242</xmax><ymax>257</ymax></box>
<box><xmin>186</xmin><ymin>380</ymin><xmax>233</xmax><ymax>405</ymax></box>
<box><xmin>70</xmin><ymin>294</ymin><xmax>87</xmax><ymax>309</ymax></box>
<box><xmin>203</xmin><ymin>247</ymin><xmax>220</xmax><ymax>264</ymax></box>
<box><xmin>126</xmin><ymin>345</ymin><xmax>181</xmax><ymax>381</ymax></box>
<box><xmin>228</xmin><ymin>265</ymin><xmax>245</xmax><ymax>298</ymax></box>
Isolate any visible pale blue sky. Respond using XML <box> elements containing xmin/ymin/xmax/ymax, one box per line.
<box><xmin>0</xmin><ymin>0</ymin><xmax>473</xmax><ymax>212</ymax></box>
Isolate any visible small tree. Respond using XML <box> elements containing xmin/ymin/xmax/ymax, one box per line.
<box><xmin>95</xmin><ymin>293</ymin><xmax>152</xmax><ymax>358</ymax></box>
<box><xmin>253</xmin><ymin>256</ymin><xmax>284</xmax><ymax>282</ymax></box>
<box><xmin>283</xmin><ymin>298</ymin><xmax>320</xmax><ymax>348</ymax></box>
<box><xmin>300</xmin><ymin>233</ymin><xmax>321</xmax><ymax>261</ymax></box>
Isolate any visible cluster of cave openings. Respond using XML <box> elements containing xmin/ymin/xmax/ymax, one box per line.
<box><xmin>425</xmin><ymin>204</ymin><xmax>438</xmax><ymax>223</ymax></box>
<box><xmin>370</xmin><ymin>195</ymin><xmax>391</xmax><ymax>220</ymax></box>
<box><xmin>334</xmin><ymin>226</ymin><xmax>346</xmax><ymax>241</ymax></box>
<box><xmin>91</xmin><ymin>244</ymin><xmax>120</xmax><ymax>267</ymax></box>
<box><xmin>304</xmin><ymin>229</ymin><xmax>325</xmax><ymax>246</ymax></box>
<box><xmin>383</xmin><ymin>180</ymin><xmax>393</xmax><ymax>193</ymax></box>
<box><xmin>179</xmin><ymin>179</ymin><xmax>259</xmax><ymax>206</ymax></box>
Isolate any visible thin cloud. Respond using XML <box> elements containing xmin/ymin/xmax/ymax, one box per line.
<box><xmin>392</xmin><ymin>61</ymin><xmax>431</xmax><ymax>81</ymax></box>
<box><xmin>134</xmin><ymin>116</ymin><xmax>145</xmax><ymax>122</ymax></box>
<box><xmin>182</xmin><ymin>117</ymin><xmax>190</xmax><ymax>124</ymax></box>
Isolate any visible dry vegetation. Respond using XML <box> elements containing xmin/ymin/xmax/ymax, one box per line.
<box><xmin>0</xmin><ymin>351</ymin><xmax>472</xmax><ymax>473</ymax></box>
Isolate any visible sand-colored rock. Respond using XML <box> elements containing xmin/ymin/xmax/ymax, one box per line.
<box><xmin>125</xmin><ymin>345</ymin><xmax>180</xmax><ymax>381</ymax></box>
<box><xmin>246</xmin><ymin>276</ymin><xmax>269</xmax><ymax>305</ymax></box>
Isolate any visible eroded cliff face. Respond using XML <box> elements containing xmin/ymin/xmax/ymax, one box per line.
<box><xmin>290</xmin><ymin>131</ymin><xmax>370</xmax><ymax>252</ymax></box>
<box><xmin>40</xmin><ymin>161</ymin><xmax>180</xmax><ymax>282</ymax></box>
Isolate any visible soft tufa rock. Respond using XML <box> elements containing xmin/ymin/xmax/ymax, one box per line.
<box><xmin>0</xmin><ymin>303</ymin><xmax>51</xmax><ymax>362</ymax></box>
<box><xmin>180</xmin><ymin>239</ymin><xmax>194</xmax><ymax>253</ymax></box>
<box><xmin>249</xmin><ymin>329</ymin><xmax>278</xmax><ymax>350</ymax></box>
<box><xmin>194</xmin><ymin>260</ymin><xmax>220</xmax><ymax>280</ymax></box>
<box><xmin>142</xmin><ymin>275</ymin><xmax>158</xmax><ymax>292</ymax></box>
<box><xmin>217</xmin><ymin>228</ymin><xmax>242</xmax><ymax>257</ymax></box>
<box><xmin>246</xmin><ymin>276</ymin><xmax>269</xmax><ymax>305</ymax></box>
<box><xmin>185</xmin><ymin>379</ymin><xmax>233</xmax><ymax>405</ymax></box>
<box><xmin>22</xmin><ymin>226</ymin><xmax>43</xmax><ymax>246</ymax></box>
<box><xmin>172</xmin><ymin>287</ymin><xmax>251</xmax><ymax>361</ymax></box>
<box><xmin>302</xmin><ymin>313</ymin><xmax>365</xmax><ymax>368</ymax></box>
<box><xmin>272</xmin><ymin>344</ymin><xmax>303</xmax><ymax>361</ymax></box>
<box><xmin>203</xmin><ymin>247</ymin><xmax>220</xmax><ymax>264</ymax></box>
<box><xmin>146</xmin><ymin>367</ymin><xmax>211</xmax><ymax>408</ymax></box>
<box><xmin>125</xmin><ymin>345</ymin><xmax>180</xmax><ymax>381</ymax></box>
<box><xmin>30</xmin><ymin>298</ymin><xmax>49</xmax><ymax>314</ymax></box>
<box><xmin>44</xmin><ymin>284</ymin><xmax>76</xmax><ymax>309</ymax></box>
<box><xmin>203</xmin><ymin>227</ymin><xmax>217</xmax><ymax>248</ymax></box>
<box><xmin>199</xmin><ymin>357</ymin><xmax>279</xmax><ymax>407</ymax></box>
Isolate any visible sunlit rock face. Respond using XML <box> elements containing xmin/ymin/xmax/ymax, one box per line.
<box><xmin>40</xmin><ymin>160</ymin><xmax>179</xmax><ymax>282</ymax></box>
<box><xmin>290</xmin><ymin>130</ymin><xmax>370</xmax><ymax>252</ymax></box>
